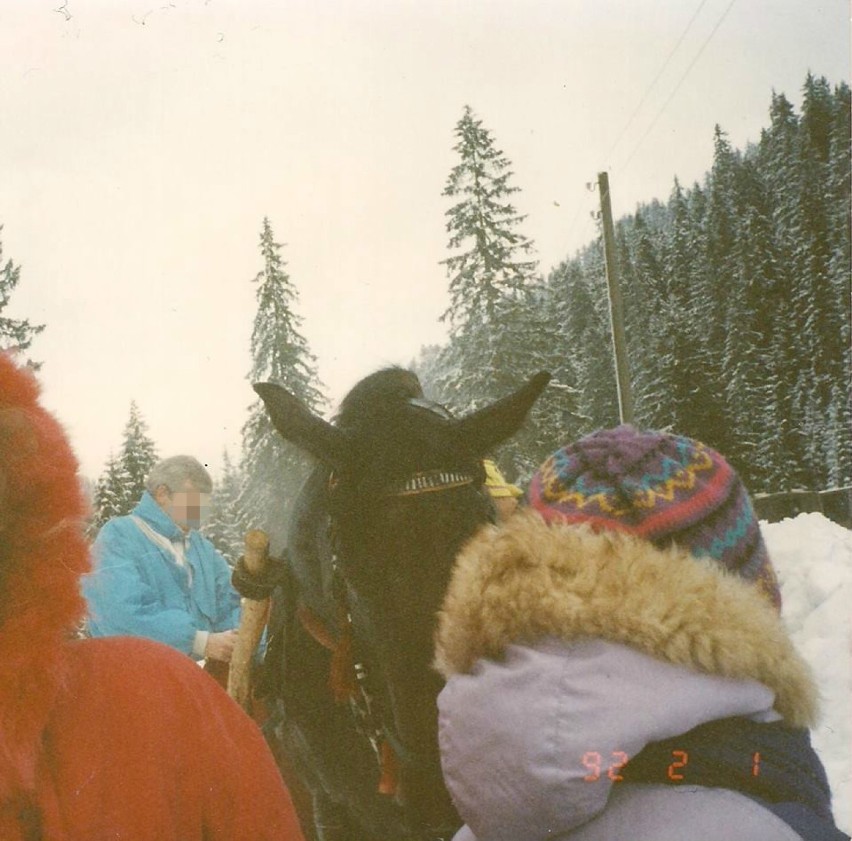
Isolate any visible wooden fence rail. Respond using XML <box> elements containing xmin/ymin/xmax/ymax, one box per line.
<box><xmin>753</xmin><ymin>487</ymin><xmax>852</xmax><ymax>528</ymax></box>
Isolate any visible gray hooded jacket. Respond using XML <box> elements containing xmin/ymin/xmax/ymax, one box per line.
<box><xmin>435</xmin><ymin>511</ymin><xmax>834</xmax><ymax>841</ymax></box>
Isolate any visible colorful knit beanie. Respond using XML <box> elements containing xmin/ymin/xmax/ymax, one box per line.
<box><xmin>527</xmin><ymin>425</ymin><xmax>782</xmax><ymax>610</ymax></box>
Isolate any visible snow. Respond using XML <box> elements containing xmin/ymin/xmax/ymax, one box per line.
<box><xmin>761</xmin><ymin>512</ymin><xmax>852</xmax><ymax>834</ymax></box>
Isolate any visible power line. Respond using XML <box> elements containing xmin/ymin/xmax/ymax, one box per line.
<box><xmin>604</xmin><ymin>0</ymin><xmax>711</xmax><ymax>166</ymax></box>
<box><xmin>618</xmin><ymin>0</ymin><xmax>739</xmax><ymax>175</ymax></box>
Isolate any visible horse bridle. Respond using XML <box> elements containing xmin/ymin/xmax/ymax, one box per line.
<box><xmin>382</xmin><ymin>468</ymin><xmax>476</xmax><ymax>497</ymax></box>
<box><xmin>380</xmin><ymin>397</ymin><xmax>479</xmax><ymax>496</ymax></box>
<box><xmin>322</xmin><ymin>396</ymin><xmax>482</xmax><ymax>839</ymax></box>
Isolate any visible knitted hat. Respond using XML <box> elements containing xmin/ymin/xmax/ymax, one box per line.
<box><xmin>483</xmin><ymin>459</ymin><xmax>523</xmax><ymax>499</ymax></box>
<box><xmin>527</xmin><ymin>425</ymin><xmax>781</xmax><ymax>610</ymax></box>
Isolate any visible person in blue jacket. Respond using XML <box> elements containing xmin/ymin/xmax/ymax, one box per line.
<box><xmin>83</xmin><ymin>455</ymin><xmax>241</xmax><ymax>666</ymax></box>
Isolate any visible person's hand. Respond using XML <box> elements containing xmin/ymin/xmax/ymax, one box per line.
<box><xmin>205</xmin><ymin>629</ymin><xmax>238</xmax><ymax>663</ymax></box>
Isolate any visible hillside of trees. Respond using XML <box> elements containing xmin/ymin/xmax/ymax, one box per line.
<box><xmin>418</xmin><ymin>74</ymin><xmax>851</xmax><ymax>494</ymax></box>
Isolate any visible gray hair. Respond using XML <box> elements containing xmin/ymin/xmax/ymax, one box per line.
<box><xmin>146</xmin><ymin>456</ymin><xmax>213</xmax><ymax>495</ymax></box>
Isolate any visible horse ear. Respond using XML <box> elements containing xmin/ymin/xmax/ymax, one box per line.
<box><xmin>253</xmin><ymin>382</ymin><xmax>349</xmax><ymax>469</ymax></box>
<box><xmin>453</xmin><ymin>371</ymin><xmax>551</xmax><ymax>455</ymax></box>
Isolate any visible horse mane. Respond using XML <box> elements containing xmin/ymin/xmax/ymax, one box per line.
<box><xmin>333</xmin><ymin>367</ymin><xmax>423</xmax><ymax>428</ymax></box>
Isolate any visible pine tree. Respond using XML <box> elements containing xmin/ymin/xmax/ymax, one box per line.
<box><xmin>0</xmin><ymin>227</ymin><xmax>44</xmax><ymax>368</ymax></box>
<box><xmin>556</xmin><ymin>247</ymin><xmax>620</xmax><ymax>434</ymax></box>
<box><xmin>691</xmin><ymin>126</ymin><xmax>741</xmax><ymax>458</ymax></box>
<box><xmin>826</xmin><ymin>82</ymin><xmax>852</xmax><ymax>484</ymax></box>
<box><xmin>240</xmin><ymin>218</ymin><xmax>326</xmax><ymax>552</ymax></box>
<box><xmin>794</xmin><ymin>74</ymin><xmax>839</xmax><ymax>487</ymax></box>
<box><xmin>658</xmin><ymin>179</ymin><xmax>708</xmax><ymax>439</ymax></box>
<box><xmin>437</xmin><ymin>106</ymin><xmax>549</xmax><ymax>476</ymax></box>
<box><xmin>617</xmin><ymin>208</ymin><xmax>668</xmax><ymax>430</ymax></box>
<box><xmin>89</xmin><ymin>403</ymin><xmax>158</xmax><ymax>533</ymax></box>
<box><xmin>119</xmin><ymin>401</ymin><xmax>159</xmax><ymax>505</ymax></box>
<box><xmin>722</xmin><ymin>158</ymin><xmax>779</xmax><ymax>490</ymax></box>
<box><xmin>90</xmin><ymin>452</ymin><xmax>132</xmax><ymax>534</ymax></box>
<box><xmin>827</xmin><ymin>82</ymin><xmax>851</xmax><ymax>330</ymax></box>
<box><xmin>203</xmin><ymin>450</ymin><xmax>247</xmax><ymax>567</ymax></box>
<box><xmin>441</xmin><ymin>106</ymin><xmax>538</xmax><ymax>332</ymax></box>
<box><xmin>409</xmin><ymin>344</ymin><xmax>455</xmax><ymax>407</ymax></box>
<box><xmin>531</xmin><ymin>265</ymin><xmax>584</xmax><ymax>456</ymax></box>
<box><xmin>757</xmin><ymin>91</ymin><xmax>808</xmax><ymax>488</ymax></box>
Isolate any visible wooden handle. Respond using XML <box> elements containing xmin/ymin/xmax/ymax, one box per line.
<box><xmin>227</xmin><ymin>529</ymin><xmax>271</xmax><ymax>709</ymax></box>
<box><xmin>243</xmin><ymin>529</ymin><xmax>270</xmax><ymax>574</ymax></box>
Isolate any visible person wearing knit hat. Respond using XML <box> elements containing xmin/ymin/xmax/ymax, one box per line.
<box><xmin>482</xmin><ymin>458</ymin><xmax>523</xmax><ymax>521</ymax></box>
<box><xmin>0</xmin><ymin>352</ymin><xmax>306</xmax><ymax>841</ymax></box>
<box><xmin>435</xmin><ymin>426</ymin><xmax>846</xmax><ymax>841</ymax></box>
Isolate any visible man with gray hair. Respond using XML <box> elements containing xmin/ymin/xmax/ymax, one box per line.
<box><xmin>83</xmin><ymin>455</ymin><xmax>241</xmax><ymax>666</ymax></box>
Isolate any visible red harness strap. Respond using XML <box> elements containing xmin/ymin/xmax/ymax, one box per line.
<box><xmin>295</xmin><ymin>602</ymin><xmax>400</xmax><ymax>797</ymax></box>
<box><xmin>295</xmin><ymin>602</ymin><xmax>356</xmax><ymax>703</ymax></box>
<box><xmin>296</xmin><ymin>602</ymin><xmax>337</xmax><ymax>652</ymax></box>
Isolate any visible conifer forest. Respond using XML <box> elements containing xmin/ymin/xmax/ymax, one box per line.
<box><xmin>418</xmin><ymin>74</ymin><xmax>851</xmax><ymax>495</ymax></box>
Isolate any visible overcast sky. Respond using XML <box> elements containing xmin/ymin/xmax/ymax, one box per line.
<box><xmin>1</xmin><ymin>0</ymin><xmax>848</xmax><ymax>481</ymax></box>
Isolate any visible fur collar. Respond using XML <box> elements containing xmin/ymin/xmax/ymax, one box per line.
<box><xmin>434</xmin><ymin>510</ymin><xmax>818</xmax><ymax>729</ymax></box>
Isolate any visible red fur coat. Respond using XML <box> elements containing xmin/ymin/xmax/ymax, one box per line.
<box><xmin>0</xmin><ymin>353</ymin><xmax>305</xmax><ymax>840</ymax></box>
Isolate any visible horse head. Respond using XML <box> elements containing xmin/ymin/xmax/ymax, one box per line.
<box><xmin>255</xmin><ymin>367</ymin><xmax>549</xmax><ymax>839</ymax></box>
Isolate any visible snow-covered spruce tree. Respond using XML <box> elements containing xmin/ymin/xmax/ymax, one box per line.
<box><xmin>693</xmin><ymin>126</ymin><xmax>741</xmax><ymax>460</ymax></box>
<box><xmin>240</xmin><ymin>218</ymin><xmax>325</xmax><ymax>552</ymax></box>
<box><xmin>756</xmin><ymin>91</ymin><xmax>808</xmax><ymax>488</ymax></box>
<box><xmin>529</xmin><ymin>264</ymin><xmax>584</xmax><ymax>450</ymax></box>
<box><xmin>437</xmin><ymin>106</ymin><xmax>557</xmax><ymax>477</ymax></box>
<box><xmin>203</xmin><ymin>449</ymin><xmax>247</xmax><ymax>567</ymax></box>
<box><xmin>409</xmin><ymin>344</ymin><xmax>455</xmax><ymax>408</ymax></box>
<box><xmin>0</xmin><ymin>227</ymin><xmax>44</xmax><ymax>368</ymax></box>
<box><xmin>791</xmin><ymin>74</ymin><xmax>839</xmax><ymax>488</ymax></box>
<box><xmin>616</xmin><ymin>207</ymin><xmax>668</xmax><ymax>431</ymax></box>
<box><xmin>657</xmin><ymin>179</ymin><xmax>713</xmax><ymax>442</ymax></box>
<box><xmin>561</xmin><ymin>246</ymin><xmax>619</xmax><ymax>434</ymax></box>
<box><xmin>798</xmin><ymin>74</ymin><xmax>851</xmax><ymax>489</ymax></box>
<box><xmin>721</xmin><ymin>157</ymin><xmax>780</xmax><ymax>492</ymax></box>
<box><xmin>90</xmin><ymin>452</ymin><xmax>132</xmax><ymax>534</ymax></box>
<box><xmin>89</xmin><ymin>403</ymin><xmax>158</xmax><ymax>533</ymax></box>
<box><xmin>119</xmin><ymin>401</ymin><xmax>158</xmax><ymax>506</ymax></box>
<box><xmin>826</xmin><ymin>81</ymin><xmax>852</xmax><ymax>485</ymax></box>
<box><xmin>538</xmin><ymin>255</ymin><xmax>610</xmax><ymax>444</ymax></box>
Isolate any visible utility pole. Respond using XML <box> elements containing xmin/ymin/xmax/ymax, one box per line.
<box><xmin>597</xmin><ymin>171</ymin><xmax>634</xmax><ymax>424</ymax></box>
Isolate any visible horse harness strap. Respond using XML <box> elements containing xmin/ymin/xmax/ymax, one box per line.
<box><xmin>296</xmin><ymin>598</ymin><xmax>401</xmax><ymax>797</ymax></box>
<box><xmin>295</xmin><ymin>602</ymin><xmax>338</xmax><ymax>652</ymax></box>
<box><xmin>318</xmin><ymin>459</ymin><xmax>479</xmax><ymax>803</ymax></box>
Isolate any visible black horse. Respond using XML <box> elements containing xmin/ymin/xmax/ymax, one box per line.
<box><xmin>252</xmin><ymin>367</ymin><xmax>549</xmax><ymax>841</ymax></box>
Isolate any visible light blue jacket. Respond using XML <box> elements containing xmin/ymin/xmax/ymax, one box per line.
<box><xmin>83</xmin><ymin>491</ymin><xmax>241</xmax><ymax>656</ymax></box>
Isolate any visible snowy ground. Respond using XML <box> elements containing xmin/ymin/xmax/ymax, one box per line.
<box><xmin>761</xmin><ymin>512</ymin><xmax>851</xmax><ymax>834</ymax></box>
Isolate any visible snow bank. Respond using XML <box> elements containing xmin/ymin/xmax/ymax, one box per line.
<box><xmin>761</xmin><ymin>512</ymin><xmax>852</xmax><ymax>834</ymax></box>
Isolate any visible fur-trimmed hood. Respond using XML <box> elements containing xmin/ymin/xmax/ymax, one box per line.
<box><xmin>0</xmin><ymin>354</ymin><xmax>91</xmax><ymax>803</ymax></box>
<box><xmin>435</xmin><ymin>509</ymin><xmax>818</xmax><ymax>729</ymax></box>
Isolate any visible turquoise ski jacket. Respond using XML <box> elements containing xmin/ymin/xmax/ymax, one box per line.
<box><xmin>83</xmin><ymin>491</ymin><xmax>241</xmax><ymax>656</ymax></box>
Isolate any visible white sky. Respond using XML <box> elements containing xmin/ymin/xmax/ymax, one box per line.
<box><xmin>0</xmin><ymin>0</ymin><xmax>848</xmax><ymax>480</ymax></box>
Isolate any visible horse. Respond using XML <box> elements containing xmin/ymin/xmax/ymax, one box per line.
<box><xmin>251</xmin><ymin>367</ymin><xmax>550</xmax><ymax>841</ymax></box>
